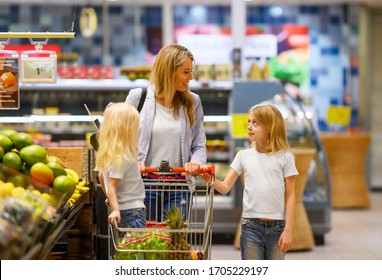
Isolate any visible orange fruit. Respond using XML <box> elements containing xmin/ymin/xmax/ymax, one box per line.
<box><xmin>52</xmin><ymin>175</ymin><xmax>76</xmax><ymax>202</ymax></box>
<box><xmin>11</xmin><ymin>132</ymin><xmax>34</xmax><ymax>151</ymax></box>
<box><xmin>20</xmin><ymin>144</ymin><xmax>47</xmax><ymax>166</ymax></box>
<box><xmin>30</xmin><ymin>162</ymin><xmax>55</xmax><ymax>186</ymax></box>
<box><xmin>2</xmin><ymin>151</ymin><xmax>22</xmax><ymax>171</ymax></box>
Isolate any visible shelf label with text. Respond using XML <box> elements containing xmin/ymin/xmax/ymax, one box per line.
<box><xmin>20</xmin><ymin>55</ymin><xmax>57</xmax><ymax>84</ymax></box>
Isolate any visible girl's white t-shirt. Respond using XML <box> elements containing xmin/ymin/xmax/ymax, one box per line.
<box><xmin>230</xmin><ymin>148</ymin><xmax>298</xmax><ymax>220</ymax></box>
<box><xmin>103</xmin><ymin>155</ymin><xmax>146</xmax><ymax>211</ymax></box>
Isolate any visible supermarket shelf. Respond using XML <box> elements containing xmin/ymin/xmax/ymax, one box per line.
<box><xmin>207</xmin><ymin>151</ymin><xmax>230</xmax><ymax>161</ymax></box>
<box><xmin>0</xmin><ymin>115</ymin><xmax>230</xmax><ymax>124</ymax></box>
<box><xmin>19</xmin><ymin>78</ymin><xmax>233</xmax><ymax>91</ymax></box>
<box><xmin>0</xmin><ymin>115</ymin><xmax>102</xmax><ymax>124</ymax></box>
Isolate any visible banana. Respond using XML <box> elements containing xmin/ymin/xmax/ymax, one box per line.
<box><xmin>75</xmin><ymin>180</ymin><xmax>89</xmax><ymax>194</ymax></box>
<box><xmin>65</xmin><ymin>168</ymin><xmax>79</xmax><ymax>183</ymax></box>
<box><xmin>71</xmin><ymin>193</ymin><xmax>81</xmax><ymax>200</ymax></box>
<box><xmin>76</xmin><ymin>186</ymin><xmax>90</xmax><ymax>194</ymax></box>
<box><xmin>76</xmin><ymin>180</ymin><xmax>87</xmax><ymax>188</ymax></box>
<box><xmin>66</xmin><ymin>198</ymin><xmax>75</xmax><ymax>209</ymax></box>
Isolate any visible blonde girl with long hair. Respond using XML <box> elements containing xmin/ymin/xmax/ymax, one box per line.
<box><xmin>96</xmin><ymin>102</ymin><xmax>146</xmax><ymax>228</ymax></box>
<box><xmin>125</xmin><ymin>44</ymin><xmax>207</xmax><ymax>221</ymax></box>
<box><xmin>202</xmin><ymin>104</ymin><xmax>298</xmax><ymax>260</ymax></box>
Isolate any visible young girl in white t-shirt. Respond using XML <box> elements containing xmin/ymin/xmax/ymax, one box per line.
<box><xmin>202</xmin><ymin>104</ymin><xmax>298</xmax><ymax>260</ymax></box>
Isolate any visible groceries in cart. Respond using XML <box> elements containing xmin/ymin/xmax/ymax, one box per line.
<box><xmin>109</xmin><ymin>163</ymin><xmax>214</xmax><ymax>260</ymax></box>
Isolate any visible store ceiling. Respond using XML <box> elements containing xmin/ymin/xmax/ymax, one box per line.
<box><xmin>1</xmin><ymin>0</ymin><xmax>382</xmax><ymax>6</ymax></box>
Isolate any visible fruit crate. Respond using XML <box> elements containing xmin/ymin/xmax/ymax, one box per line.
<box><xmin>45</xmin><ymin>147</ymin><xmax>96</xmax><ymax>260</ymax></box>
<box><xmin>0</xmin><ymin>163</ymin><xmax>65</xmax><ymax>259</ymax></box>
<box><xmin>45</xmin><ymin>147</ymin><xmax>88</xmax><ymax>180</ymax></box>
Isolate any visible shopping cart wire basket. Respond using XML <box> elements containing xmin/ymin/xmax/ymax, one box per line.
<box><xmin>108</xmin><ymin>164</ymin><xmax>215</xmax><ymax>260</ymax></box>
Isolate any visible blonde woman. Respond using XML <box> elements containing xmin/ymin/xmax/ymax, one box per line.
<box><xmin>202</xmin><ymin>105</ymin><xmax>298</xmax><ymax>260</ymax></box>
<box><xmin>125</xmin><ymin>44</ymin><xmax>207</xmax><ymax>221</ymax></box>
<box><xmin>96</xmin><ymin>102</ymin><xmax>146</xmax><ymax>228</ymax></box>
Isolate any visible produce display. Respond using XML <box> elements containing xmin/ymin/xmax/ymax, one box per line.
<box><xmin>0</xmin><ymin>129</ymin><xmax>90</xmax><ymax>259</ymax></box>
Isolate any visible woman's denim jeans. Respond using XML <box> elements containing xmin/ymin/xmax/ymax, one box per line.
<box><xmin>240</xmin><ymin>218</ymin><xmax>286</xmax><ymax>260</ymax></box>
<box><xmin>144</xmin><ymin>185</ymin><xmax>190</xmax><ymax>222</ymax></box>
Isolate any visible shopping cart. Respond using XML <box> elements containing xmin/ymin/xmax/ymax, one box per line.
<box><xmin>108</xmin><ymin>162</ymin><xmax>215</xmax><ymax>260</ymax></box>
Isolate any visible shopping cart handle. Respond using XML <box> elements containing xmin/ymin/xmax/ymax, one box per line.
<box><xmin>143</xmin><ymin>166</ymin><xmax>215</xmax><ymax>175</ymax></box>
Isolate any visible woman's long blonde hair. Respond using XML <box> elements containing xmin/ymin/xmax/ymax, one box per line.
<box><xmin>96</xmin><ymin>103</ymin><xmax>140</xmax><ymax>172</ymax></box>
<box><xmin>150</xmin><ymin>44</ymin><xmax>196</xmax><ymax>127</ymax></box>
<box><xmin>249</xmin><ymin>104</ymin><xmax>289</xmax><ymax>153</ymax></box>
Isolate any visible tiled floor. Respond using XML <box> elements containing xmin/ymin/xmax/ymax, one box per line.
<box><xmin>211</xmin><ymin>191</ymin><xmax>382</xmax><ymax>260</ymax></box>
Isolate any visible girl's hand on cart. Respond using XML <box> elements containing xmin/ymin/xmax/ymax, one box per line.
<box><xmin>108</xmin><ymin>210</ymin><xmax>121</xmax><ymax>225</ymax></box>
<box><xmin>105</xmin><ymin>197</ymin><xmax>110</xmax><ymax>206</ymax></box>
<box><xmin>200</xmin><ymin>166</ymin><xmax>213</xmax><ymax>184</ymax></box>
<box><xmin>138</xmin><ymin>161</ymin><xmax>147</xmax><ymax>176</ymax></box>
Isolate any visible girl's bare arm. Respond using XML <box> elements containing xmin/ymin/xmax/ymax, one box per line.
<box><xmin>203</xmin><ymin>168</ymin><xmax>240</xmax><ymax>195</ymax></box>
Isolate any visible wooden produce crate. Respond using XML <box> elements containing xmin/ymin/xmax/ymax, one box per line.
<box><xmin>45</xmin><ymin>147</ymin><xmax>86</xmax><ymax>179</ymax></box>
<box><xmin>44</xmin><ymin>147</ymin><xmax>96</xmax><ymax>259</ymax></box>
<box><xmin>66</xmin><ymin>230</ymin><xmax>95</xmax><ymax>260</ymax></box>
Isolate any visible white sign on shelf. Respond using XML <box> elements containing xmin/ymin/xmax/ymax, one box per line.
<box><xmin>177</xmin><ymin>33</ymin><xmax>277</xmax><ymax>63</ymax></box>
<box><xmin>20</xmin><ymin>53</ymin><xmax>57</xmax><ymax>84</ymax></box>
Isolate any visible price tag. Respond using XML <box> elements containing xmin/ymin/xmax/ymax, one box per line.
<box><xmin>20</xmin><ymin>55</ymin><xmax>57</xmax><ymax>84</ymax></box>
